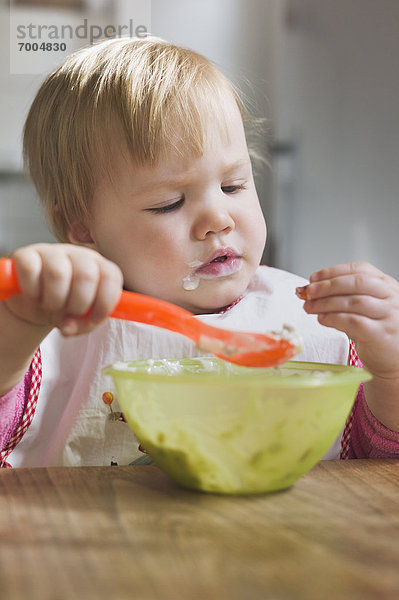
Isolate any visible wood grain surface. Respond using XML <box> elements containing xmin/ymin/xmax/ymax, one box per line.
<box><xmin>1</xmin><ymin>459</ymin><xmax>399</xmax><ymax>600</ymax></box>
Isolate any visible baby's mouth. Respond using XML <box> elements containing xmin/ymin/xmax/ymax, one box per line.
<box><xmin>182</xmin><ymin>247</ymin><xmax>243</xmax><ymax>291</ymax></box>
<box><xmin>209</xmin><ymin>255</ymin><xmax>229</xmax><ymax>263</ymax></box>
<box><xmin>195</xmin><ymin>247</ymin><xmax>242</xmax><ymax>272</ymax></box>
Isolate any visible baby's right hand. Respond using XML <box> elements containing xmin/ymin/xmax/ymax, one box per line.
<box><xmin>5</xmin><ymin>243</ymin><xmax>123</xmax><ymax>336</ymax></box>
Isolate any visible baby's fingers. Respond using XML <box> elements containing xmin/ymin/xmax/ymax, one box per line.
<box><xmin>313</xmin><ymin>311</ymin><xmax>381</xmax><ymax>343</ymax></box>
<box><xmin>64</xmin><ymin>256</ymin><xmax>101</xmax><ymax>317</ymax></box>
<box><xmin>303</xmin><ymin>261</ymin><xmax>399</xmax><ymax>303</ymax></box>
<box><xmin>12</xmin><ymin>244</ymin><xmax>78</xmax><ymax>312</ymax></box>
<box><xmin>61</xmin><ymin>255</ymin><xmax>123</xmax><ymax>335</ymax></box>
<box><xmin>84</xmin><ymin>259</ymin><xmax>123</xmax><ymax>324</ymax></box>
<box><xmin>309</xmin><ymin>261</ymin><xmax>383</xmax><ymax>284</ymax></box>
<box><xmin>12</xmin><ymin>245</ymin><xmax>48</xmax><ymax>300</ymax></box>
<box><xmin>306</xmin><ymin>273</ymin><xmax>390</xmax><ymax>302</ymax></box>
<box><xmin>303</xmin><ymin>294</ymin><xmax>387</xmax><ymax>320</ymax></box>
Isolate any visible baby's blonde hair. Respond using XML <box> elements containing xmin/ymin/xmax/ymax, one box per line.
<box><xmin>23</xmin><ymin>37</ymin><xmax>245</xmax><ymax>242</ymax></box>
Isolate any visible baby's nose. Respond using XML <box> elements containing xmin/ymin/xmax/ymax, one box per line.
<box><xmin>192</xmin><ymin>205</ymin><xmax>235</xmax><ymax>239</ymax></box>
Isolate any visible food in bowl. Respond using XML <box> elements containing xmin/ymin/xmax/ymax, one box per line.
<box><xmin>104</xmin><ymin>358</ymin><xmax>369</xmax><ymax>495</ymax></box>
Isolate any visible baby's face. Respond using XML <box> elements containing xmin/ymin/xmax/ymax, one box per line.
<box><xmin>83</xmin><ymin>94</ymin><xmax>266</xmax><ymax>313</ymax></box>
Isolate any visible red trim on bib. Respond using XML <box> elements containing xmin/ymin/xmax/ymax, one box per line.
<box><xmin>340</xmin><ymin>340</ymin><xmax>363</xmax><ymax>459</ymax></box>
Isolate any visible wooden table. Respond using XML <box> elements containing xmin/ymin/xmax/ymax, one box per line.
<box><xmin>1</xmin><ymin>460</ymin><xmax>399</xmax><ymax>600</ymax></box>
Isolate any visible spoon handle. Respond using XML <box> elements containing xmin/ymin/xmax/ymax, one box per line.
<box><xmin>0</xmin><ymin>257</ymin><xmax>19</xmax><ymax>300</ymax></box>
<box><xmin>111</xmin><ymin>289</ymin><xmax>202</xmax><ymax>343</ymax></box>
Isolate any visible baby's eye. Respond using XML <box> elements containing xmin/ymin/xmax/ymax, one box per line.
<box><xmin>148</xmin><ymin>198</ymin><xmax>184</xmax><ymax>214</ymax></box>
<box><xmin>221</xmin><ymin>184</ymin><xmax>246</xmax><ymax>194</ymax></box>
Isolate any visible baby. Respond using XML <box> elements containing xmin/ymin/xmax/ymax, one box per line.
<box><xmin>1</xmin><ymin>37</ymin><xmax>399</xmax><ymax>467</ymax></box>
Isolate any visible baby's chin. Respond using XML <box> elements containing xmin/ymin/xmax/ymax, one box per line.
<box><xmin>180</xmin><ymin>284</ymin><xmax>247</xmax><ymax>315</ymax></box>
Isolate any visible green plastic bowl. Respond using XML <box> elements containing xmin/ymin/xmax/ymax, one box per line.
<box><xmin>104</xmin><ymin>358</ymin><xmax>370</xmax><ymax>495</ymax></box>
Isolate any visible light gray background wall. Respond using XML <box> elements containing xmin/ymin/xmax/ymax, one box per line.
<box><xmin>272</xmin><ymin>0</ymin><xmax>399</xmax><ymax>279</ymax></box>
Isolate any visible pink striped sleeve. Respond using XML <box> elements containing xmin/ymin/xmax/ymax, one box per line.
<box><xmin>341</xmin><ymin>340</ymin><xmax>399</xmax><ymax>458</ymax></box>
<box><xmin>0</xmin><ymin>348</ymin><xmax>42</xmax><ymax>468</ymax></box>
<box><xmin>348</xmin><ymin>383</ymin><xmax>399</xmax><ymax>458</ymax></box>
<box><xmin>0</xmin><ymin>368</ymin><xmax>32</xmax><ymax>454</ymax></box>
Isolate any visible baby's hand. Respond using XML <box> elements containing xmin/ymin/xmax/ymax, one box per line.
<box><xmin>298</xmin><ymin>262</ymin><xmax>399</xmax><ymax>380</ymax></box>
<box><xmin>6</xmin><ymin>243</ymin><xmax>123</xmax><ymax>336</ymax></box>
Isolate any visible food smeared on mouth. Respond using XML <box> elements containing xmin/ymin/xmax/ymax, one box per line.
<box><xmin>183</xmin><ymin>248</ymin><xmax>242</xmax><ymax>291</ymax></box>
<box><xmin>183</xmin><ymin>273</ymin><xmax>200</xmax><ymax>291</ymax></box>
<box><xmin>183</xmin><ymin>259</ymin><xmax>202</xmax><ymax>291</ymax></box>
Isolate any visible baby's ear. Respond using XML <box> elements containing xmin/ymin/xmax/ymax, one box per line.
<box><xmin>67</xmin><ymin>223</ymin><xmax>95</xmax><ymax>246</ymax></box>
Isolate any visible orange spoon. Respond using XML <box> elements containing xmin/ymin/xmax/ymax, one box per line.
<box><xmin>0</xmin><ymin>257</ymin><xmax>298</xmax><ymax>368</ymax></box>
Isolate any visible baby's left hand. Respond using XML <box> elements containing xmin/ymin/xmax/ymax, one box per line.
<box><xmin>299</xmin><ymin>262</ymin><xmax>399</xmax><ymax>380</ymax></box>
